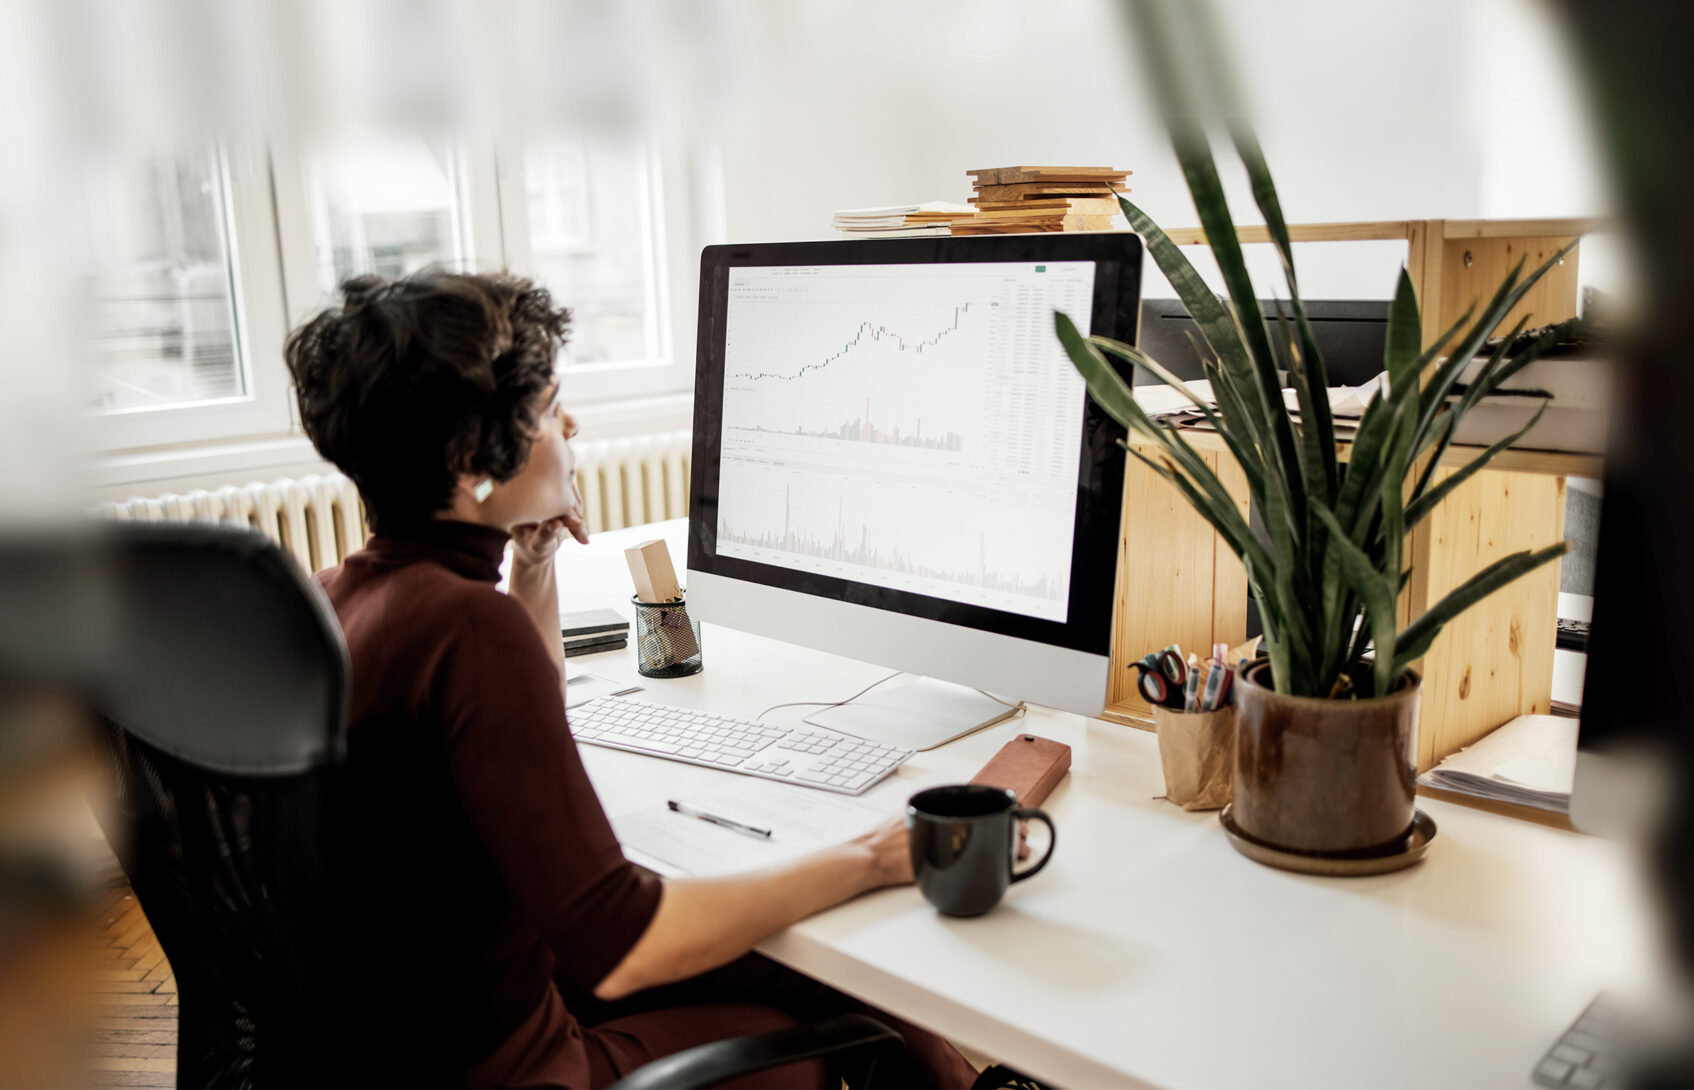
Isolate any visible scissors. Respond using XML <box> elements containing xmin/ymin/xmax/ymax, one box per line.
<box><xmin>1133</xmin><ymin>646</ymin><xmax>1188</xmax><ymax>708</ymax></box>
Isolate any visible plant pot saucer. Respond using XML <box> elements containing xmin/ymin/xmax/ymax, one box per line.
<box><xmin>1219</xmin><ymin>804</ymin><xmax>1437</xmax><ymax>877</ymax></box>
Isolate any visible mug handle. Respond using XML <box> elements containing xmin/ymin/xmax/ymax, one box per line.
<box><xmin>1010</xmin><ymin>807</ymin><xmax>1056</xmax><ymax>883</ymax></box>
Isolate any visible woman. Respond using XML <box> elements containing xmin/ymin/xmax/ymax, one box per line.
<box><xmin>284</xmin><ymin>269</ymin><xmax>978</xmax><ymax>1088</ymax></box>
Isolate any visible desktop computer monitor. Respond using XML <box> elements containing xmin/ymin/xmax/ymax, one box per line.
<box><xmin>686</xmin><ymin>235</ymin><xmax>1143</xmax><ymax>750</ymax></box>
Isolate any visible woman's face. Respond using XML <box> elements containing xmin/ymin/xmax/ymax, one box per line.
<box><xmin>480</xmin><ymin>380</ymin><xmax>582</xmax><ymax>530</ymax></box>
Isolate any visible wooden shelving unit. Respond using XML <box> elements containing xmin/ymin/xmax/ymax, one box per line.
<box><xmin>1103</xmin><ymin>217</ymin><xmax>1604</xmax><ymax>773</ymax></box>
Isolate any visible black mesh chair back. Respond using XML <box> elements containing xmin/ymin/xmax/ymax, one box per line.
<box><xmin>83</xmin><ymin>523</ymin><xmax>434</xmax><ymax>1087</ymax></box>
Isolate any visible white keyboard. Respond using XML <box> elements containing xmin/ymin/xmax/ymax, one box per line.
<box><xmin>570</xmin><ymin>697</ymin><xmax>911</xmax><ymax>795</ymax></box>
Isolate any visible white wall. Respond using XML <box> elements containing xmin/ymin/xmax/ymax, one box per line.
<box><xmin>710</xmin><ymin>0</ymin><xmax>1611</xmax><ymax>303</ymax></box>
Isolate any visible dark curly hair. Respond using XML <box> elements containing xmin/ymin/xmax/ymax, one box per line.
<box><xmin>284</xmin><ymin>269</ymin><xmax>571</xmax><ymax>532</ymax></box>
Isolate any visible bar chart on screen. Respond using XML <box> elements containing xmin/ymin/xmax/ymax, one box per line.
<box><xmin>716</xmin><ymin>261</ymin><xmax>1096</xmax><ymax>622</ymax></box>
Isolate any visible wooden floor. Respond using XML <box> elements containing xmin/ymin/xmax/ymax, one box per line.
<box><xmin>83</xmin><ymin>882</ymin><xmax>178</xmax><ymax>1088</ymax></box>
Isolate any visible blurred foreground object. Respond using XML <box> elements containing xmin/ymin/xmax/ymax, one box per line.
<box><xmin>0</xmin><ymin>522</ymin><xmax>354</xmax><ymax>1084</ymax></box>
<box><xmin>1550</xmin><ymin>0</ymin><xmax>1694</xmax><ymax>1081</ymax></box>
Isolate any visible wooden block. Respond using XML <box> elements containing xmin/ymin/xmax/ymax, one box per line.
<box><xmin>624</xmin><ymin>539</ymin><xmax>681</xmax><ymax>603</ymax></box>
<box><xmin>88</xmin><ymin>1028</ymin><xmax>177</xmax><ymax>1044</ymax></box>
<box><xmin>94</xmin><ymin>993</ymin><xmax>175</xmax><ymax>1007</ymax></box>
<box><xmin>84</xmin><ymin>1043</ymin><xmax>177</xmax><ymax>1060</ymax></box>
<box><xmin>972</xmin><ymin>197</ymin><xmax>1121</xmax><ymax>215</ymax></box>
<box><xmin>951</xmin><ymin>216</ymin><xmax>1118</xmax><ymax>235</ymax></box>
<box><xmin>972</xmin><ymin>182</ymin><xmax>1127</xmax><ymax>201</ymax></box>
<box><xmin>968</xmin><ymin>165</ymin><xmax>1131</xmax><ymax>185</ymax></box>
<box><xmin>87</xmin><ymin>1056</ymin><xmax>175</xmax><ymax>1073</ymax></box>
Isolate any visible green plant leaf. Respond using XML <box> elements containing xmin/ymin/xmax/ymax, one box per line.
<box><xmin>1412</xmin><ymin>313</ymin><xmax>1529</xmax><ymax>500</ymax></box>
<box><xmin>1383</xmin><ymin>268</ymin><xmax>1423</xmax><ymax>389</ymax></box>
<box><xmin>1391</xmin><ymin>543</ymin><xmax>1570</xmax><ymax>674</ymax></box>
<box><xmin>1162</xmin><ymin>131</ymin><xmax>1307</xmax><ymax>512</ymax></box>
<box><xmin>1087</xmin><ymin>334</ymin><xmax>1267</xmax><ymax>502</ymax></box>
<box><xmin>1229</xmin><ymin>127</ymin><xmax>1340</xmax><ymax>501</ymax></box>
<box><xmin>1314</xmin><ymin>506</ymin><xmax>1401</xmax><ymax>697</ymax></box>
<box><xmin>1116</xmin><ymin>197</ymin><xmax>1270</xmax><ymax>456</ymax></box>
<box><xmin>1407</xmin><ymin>400</ymin><xmax>1553</xmax><ymax>527</ymax></box>
<box><xmin>1057</xmin><ymin>312</ymin><xmax>1271</xmax><ymax>576</ymax></box>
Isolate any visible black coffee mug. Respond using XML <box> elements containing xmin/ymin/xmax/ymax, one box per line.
<box><xmin>906</xmin><ymin>784</ymin><xmax>1057</xmax><ymax>917</ymax></box>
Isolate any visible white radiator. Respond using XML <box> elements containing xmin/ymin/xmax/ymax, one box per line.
<box><xmin>92</xmin><ymin>431</ymin><xmax>693</xmax><ymax>571</ymax></box>
<box><xmin>93</xmin><ymin>474</ymin><xmax>367</xmax><ymax>574</ymax></box>
<box><xmin>573</xmin><ymin>430</ymin><xmax>693</xmax><ymax>535</ymax></box>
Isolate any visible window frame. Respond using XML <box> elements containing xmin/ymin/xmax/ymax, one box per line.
<box><xmin>496</xmin><ymin>133</ymin><xmax>715</xmax><ymax>406</ymax></box>
<box><xmin>88</xmin><ymin>142</ymin><xmax>296</xmax><ymax>453</ymax></box>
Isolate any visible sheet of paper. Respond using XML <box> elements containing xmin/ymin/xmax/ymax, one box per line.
<box><xmin>611</xmin><ymin>777</ymin><xmax>890</xmax><ymax>877</ymax></box>
<box><xmin>564</xmin><ymin>672</ymin><xmax>629</xmax><ymax>709</ymax></box>
<box><xmin>1133</xmin><ymin>379</ymin><xmax>1215</xmax><ymax>418</ymax></box>
<box><xmin>1417</xmin><ymin>713</ymin><xmax>1577</xmax><ymax>812</ymax></box>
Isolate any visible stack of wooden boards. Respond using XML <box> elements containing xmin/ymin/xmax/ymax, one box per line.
<box><xmin>952</xmin><ymin>165</ymin><xmax>1130</xmax><ymax>235</ymax></box>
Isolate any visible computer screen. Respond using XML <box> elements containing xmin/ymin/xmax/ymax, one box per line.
<box><xmin>688</xmin><ymin>235</ymin><xmax>1142</xmax><ymax>723</ymax></box>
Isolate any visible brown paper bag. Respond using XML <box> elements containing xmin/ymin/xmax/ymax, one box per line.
<box><xmin>1152</xmin><ymin>704</ymin><xmax>1235</xmax><ymax>811</ymax></box>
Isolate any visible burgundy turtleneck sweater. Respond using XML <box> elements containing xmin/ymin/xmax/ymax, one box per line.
<box><xmin>317</xmin><ymin>519</ymin><xmax>661</xmax><ymax>1085</ymax></box>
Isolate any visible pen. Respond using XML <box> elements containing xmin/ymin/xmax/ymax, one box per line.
<box><xmin>1183</xmin><ymin>653</ymin><xmax>1200</xmax><ymax>711</ymax></box>
<box><xmin>667</xmin><ymin>800</ymin><xmax>773</xmax><ymax>839</ymax></box>
<box><xmin>1199</xmin><ymin>643</ymin><xmax>1229</xmax><ymax>711</ymax></box>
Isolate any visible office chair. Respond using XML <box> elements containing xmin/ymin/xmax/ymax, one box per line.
<box><xmin>65</xmin><ymin>521</ymin><xmax>902</xmax><ymax>1088</ymax></box>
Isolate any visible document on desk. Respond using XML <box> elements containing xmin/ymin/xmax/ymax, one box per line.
<box><xmin>611</xmin><ymin>779</ymin><xmax>888</xmax><ymax>877</ymax></box>
<box><xmin>1417</xmin><ymin>713</ymin><xmax>1577</xmax><ymax>813</ymax></box>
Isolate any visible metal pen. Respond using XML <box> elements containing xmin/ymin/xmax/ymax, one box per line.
<box><xmin>667</xmin><ymin>800</ymin><xmax>773</xmax><ymax>839</ymax></box>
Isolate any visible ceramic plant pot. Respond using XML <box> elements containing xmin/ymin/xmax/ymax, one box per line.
<box><xmin>1231</xmin><ymin>661</ymin><xmax>1420</xmax><ymax>856</ymax></box>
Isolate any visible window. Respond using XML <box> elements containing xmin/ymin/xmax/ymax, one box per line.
<box><xmin>79</xmin><ymin>149</ymin><xmax>245</xmax><ymax>413</ymax></box>
<box><xmin>80</xmin><ymin>144</ymin><xmax>293</xmax><ymax>453</ymax></box>
<box><xmin>523</xmin><ymin>137</ymin><xmax>665</xmax><ymax>366</ymax></box>
<box><xmin>305</xmin><ymin>135</ymin><xmax>475</xmax><ymax>301</ymax></box>
<box><xmin>499</xmin><ymin>134</ymin><xmax>711</xmax><ymax>404</ymax></box>
<box><xmin>89</xmin><ymin>131</ymin><xmax>713</xmax><ymax>470</ymax></box>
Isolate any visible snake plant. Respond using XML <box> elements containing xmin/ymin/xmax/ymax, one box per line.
<box><xmin>1056</xmin><ymin>131</ymin><xmax>1571</xmax><ymax>700</ymax></box>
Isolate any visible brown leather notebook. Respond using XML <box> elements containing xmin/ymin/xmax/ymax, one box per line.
<box><xmin>970</xmin><ymin>733</ymin><xmax>1071</xmax><ymax>806</ymax></box>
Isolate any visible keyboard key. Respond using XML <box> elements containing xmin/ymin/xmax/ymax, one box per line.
<box><xmin>602</xmin><ymin>734</ymin><xmax>681</xmax><ymax>755</ymax></box>
<box><xmin>1565</xmin><ymin>1032</ymin><xmax>1606</xmax><ymax>1054</ymax></box>
<box><xmin>1567</xmin><ymin>1069</ymin><xmax>1602</xmax><ymax>1089</ymax></box>
<box><xmin>1552</xmin><ymin>1045</ymin><xmax>1591</xmax><ymax>1066</ymax></box>
<box><xmin>1535</xmin><ymin>1058</ymin><xmax>1573</xmax><ymax>1084</ymax></box>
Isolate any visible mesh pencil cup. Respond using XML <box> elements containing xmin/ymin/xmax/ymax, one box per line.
<box><xmin>631</xmin><ymin>593</ymin><xmax>703</xmax><ymax>678</ymax></box>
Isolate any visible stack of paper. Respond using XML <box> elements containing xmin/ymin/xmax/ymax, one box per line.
<box><xmin>831</xmin><ymin>202</ymin><xmax>978</xmax><ymax>238</ymax></box>
<box><xmin>953</xmin><ymin>166</ymin><xmax>1130</xmax><ymax>235</ymax></box>
<box><xmin>1417</xmin><ymin>713</ymin><xmax>1577</xmax><ymax>813</ymax></box>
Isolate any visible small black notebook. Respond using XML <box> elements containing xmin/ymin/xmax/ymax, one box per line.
<box><xmin>560</xmin><ymin>608</ymin><xmax>630</xmax><ymax>639</ymax></box>
<box><xmin>564</xmin><ymin>636</ymin><xmax>627</xmax><ymax>657</ymax></box>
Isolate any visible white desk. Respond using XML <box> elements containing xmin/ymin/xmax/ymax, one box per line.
<box><xmin>542</xmin><ymin>520</ymin><xmax>1657</xmax><ymax>1089</ymax></box>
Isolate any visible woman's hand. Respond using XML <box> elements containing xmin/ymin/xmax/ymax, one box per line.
<box><xmin>852</xmin><ymin>817</ymin><xmax>915</xmax><ymax>888</ymax></box>
<box><xmin>510</xmin><ymin>477</ymin><xmax>589</xmax><ymax>567</ymax></box>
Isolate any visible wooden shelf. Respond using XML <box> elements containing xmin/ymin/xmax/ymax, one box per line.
<box><xmin>1159</xmin><ymin>217</ymin><xmax>1610</xmax><ymax>248</ymax></box>
<box><xmin>1135</xmin><ymin>428</ymin><xmax>1604</xmax><ymax>479</ymax></box>
<box><xmin>1106</xmin><ymin>216</ymin><xmax>1605</xmax><ymax>774</ymax></box>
